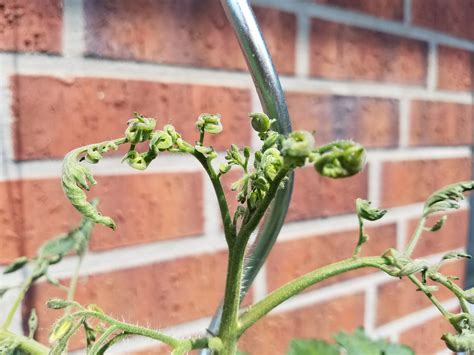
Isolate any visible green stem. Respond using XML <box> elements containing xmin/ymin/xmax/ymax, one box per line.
<box><xmin>217</xmin><ymin>169</ymin><xmax>290</xmax><ymax>354</ymax></box>
<box><xmin>88</xmin><ymin>325</ymin><xmax>118</xmax><ymax>354</ymax></box>
<box><xmin>0</xmin><ymin>329</ymin><xmax>49</xmax><ymax>354</ymax></box>
<box><xmin>353</xmin><ymin>216</ymin><xmax>365</xmax><ymax>257</ymax></box>
<box><xmin>193</xmin><ymin>152</ymin><xmax>235</xmax><ymax>246</ymax></box>
<box><xmin>65</xmin><ymin>255</ymin><xmax>84</xmax><ymax>316</ymax></box>
<box><xmin>71</xmin><ymin>310</ymin><xmax>182</xmax><ymax>348</ymax></box>
<box><xmin>1</xmin><ymin>274</ymin><xmax>34</xmax><ymax>330</ymax></box>
<box><xmin>238</xmin><ymin>256</ymin><xmax>389</xmax><ymax>336</ymax></box>
<box><xmin>404</xmin><ymin>216</ymin><xmax>427</xmax><ymax>257</ymax></box>
<box><xmin>407</xmin><ymin>274</ymin><xmax>450</xmax><ymax>318</ymax></box>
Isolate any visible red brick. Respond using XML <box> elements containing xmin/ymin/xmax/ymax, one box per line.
<box><xmin>409</xmin><ymin>101</ymin><xmax>473</xmax><ymax>146</ymax></box>
<box><xmin>287</xmin><ymin>92</ymin><xmax>399</xmax><ymax>148</ymax></box>
<box><xmin>288</xmin><ymin>166</ymin><xmax>368</xmax><ymax>222</ymax></box>
<box><xmin>0</xmin><ymin>181</ymin><xmax>22</xmax><ymax>263</ymax></box>
<box><xmin>27</xmin><ymin>251</ymin><xmax>228</xmax><ymax>347</ymax></box>
<box><xmin>412</xmin><ymin>0</ymin><xmax>474</xmax><ymax>40</ymax></box>
<box><xmin>0</xmin><ymin>0</ymin><xmax>62</xmax><ymax>53</ymax></box>
<box><xmin>267</xmin><ymin>224</ymin><xmax>396</xmax><ymax>292</ymax></box>
<box><xmin>310</xmin><ymin>19</ymin><xmax>427</xmax><ymax>84</ymax></box>
<box><xmin>380</xmin><ymin>158</ymin><xmax>471</xmax><ymax>208</ymax></box>
<box><xmin>409</xmin><ymin>210</ymin><xmax>469</xmax><ymax>258</ymax></box>
<box><xmin>399</xmin><ymin>314</ymin><xmax>456</xmax><ymax>354</ymax></box>
<box><xmin>315</xmin><ymin>0</ymin><xmax>404</xmax><ymax>20</ymax></box>
<box><xmin>239</xmin><ymin>293</ymin><xmax>365</xmax><ymax>355</ymax></box>
<box><xmin>376</xmin><ymin>259</ymin><xmax>466</xmax><ymax>325</ymax></box>
<box><xmin>0</xmin><ymin>173</ymin><xmax>204</xmax><ymax>257</ymax></box>
<box><xmin>437</xmin><ymin>46</ymin><xmax>474</xmax><ymax>92</ymax></box>
<box><xmin>12</xmin><ymin>75</ymin><xmax>251</xmax><ymax>160</ymax></box>
<box><xmin>84</xmin><ymin>0</ymin><xmax>295</xmax><ymax>74</ymax></box>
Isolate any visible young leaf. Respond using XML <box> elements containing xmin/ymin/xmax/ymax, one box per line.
<box><xmin>313</xmin><ymin>140</ymin><xmax>366</xmax><ymax>179</ymax></box>
<box><xmin>426</xmin><ymin>215</ymin><xmax>447</xmax><ymax>232</ymax></box>
<box><xmin>3</xmin><ymin>256</ymin><xmax>28</xmax><ymax>274</ymax></box>
<box><xmin>423</xmin><ymin>181</ymin><xmax>474</xmax><ymax>217</ymax></box>
<box><xmin>356</xmin><ymin>199</ymin><xmax>387</xmax><ymax>221</ymax></box>
<box><xmin>287</xmin><ymin>339</ymin><xmax>339</xmax><ymax>355</ymax></box>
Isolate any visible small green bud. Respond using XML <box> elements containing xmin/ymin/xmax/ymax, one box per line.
<box><xmin>356</xmin><ymin>199</ymin><xmax>387</xmax><ymax>221</ymax></box>
<box><xmin>249</xmin><ymin>112</ymin><xmax>271</xmax><ymax>132</ymax></box>
<box><xmin>196</xmin><ymin>113</ymin><xmax>223</xmax><ymax>134</ymax></box>
<box><xmin>261</xmin><ymin>148</ymin><xmax>283</xmax><ymax>181</ymax></box>
<box><xmin>150</xmin><ymin>130</ymin><xmax>173</xmax><ymax>153</ymax></box>
<box><xmin>427</xmin><ymin>215</ymin><xmax>448</xmax><ymax>232</ymax></box>
<box><xmin>122</xmin><ymin>150</ymin><xmax>148</xmax><ymax>170</ymax></box>
<box><xmin>219</xmin><ymin>163</ymin><xmax>231</xmax><ymax>175</ymax></box>
<box><xmin>28</xmin><ymin>308</ymin><xmax>38</xmax><ymax>339</ymax></box>
<box><xmin>164</xmin><ymin>124</ymin><xmax>181</xmax><ymax>142</ymax></box>
<box><xmin>314</xmin><ymin>140</ymin><xmax>366</xmax><ymax>179</ymax></box>
<box><xmin>85</xmin><ymin>147</ymin><xmax>102</xmax><ymax>164</ymax></box>
<box><xmin>252</xmin><ymin>174</ymin><xmax>270</xmax><ymax>191</ymax></box>
<box><xmin>125</xmin><ymin>113</ymin><xmax>156</xmax><ymax>144</ymax></box>
<box><xmin>49</xmin><ymin>316</ymin><xmax>74</xmax><ymax>344</ymax></box>
<box><xmin>281</xmin><ymin>131</ymin><xmax>315</xmax><ymax>167</ymax></box>
<box><xmin>262</xmin><ymin>131</ymin><xmax>279</xmax><ymax>151</ymax></box>
<box><xmin>47</xmin><ymin>298</ymin><xmax>72</xmax><ymax>310</ymax></box>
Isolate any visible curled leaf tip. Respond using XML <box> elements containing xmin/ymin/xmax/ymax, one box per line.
<box><xmin>424</xmin><ymin>181</ymin><xmax>474</xmax><ymax>217</ymax></box>
<box><xmin>313</xmin><ymin>140</ymin><xmax>366</xmax><ymax>179</ymax></box>
<box><xmin>356</xmin><ymin>198</ymin><xmax>386</xmax><ymax>221</ymax></box>
<box><xmin>62</xmin><ymin>145</ymin><xmax>117</xmax><ymax>230</ymax></box>
<box><xmin>126</xmin><ymin>113</ymin><xmax>156</xmax><ymax>144</ymax></box>
<box><xmin>196</xmin><ymin>113</ymin><xmax>223</xmax><ymax>134</ymax></box>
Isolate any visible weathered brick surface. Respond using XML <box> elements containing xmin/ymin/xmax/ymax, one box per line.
<box><xmin>84</xmin><ymin>0</ymin><xmax>295</xmax><ymax>74</ymax></box>
<box><xmin>412</xmin><ymin>0</ymin><xmax>474</xmax><ymax>40</ymax></box>
<box><xmin>376</xmin><ymin>259</ymin><xmax>466</xmax><ymax>325</ymax></box>
<box><xmin>239</xmin><ymin>293</ymin><xmax>365</xmax><ymax>355</ymax></box>
<box><xmin>380</xmin><ymin>158</ymin><xmax>471</xmax><ymax>208</ymax></box>
<box><xmin>437</xmin><ymin>46</ymin><xmax>474</xmax><ymax>92</ymax></box>
<box><xmin>12</xmin><ymin>75</ymin><xmax>251</xmax><ymax>160</ymax></box>
<box><xmin>410</xmin><ymin>210</ymin><xmax>469</xmax><ymax>258</ymax></box>
<box><xmin>27</xmin><ymin>251</ymin><xmax>228</xmax><ymax>347</ymax></box>
<box><xmin>409</xmin><ymin>100</ymin><xmax>473</xmax><ymax>146</ymax></box>
<box><xmin>0</xmin><ymin>181</ymin><xmax>22</xmax><ymax>263</ymax></box>
<box><xmin>0</xmin><ymin>173</ymin><xmax>204</xmax><ymax>257</ymax></box>
<box><xmin>310</xmin><ymin>19</ymin><xmax>428</xmax><ymax>84</ymax></box>
<box><xmin>267</xmin><ymin>224</ymin><xmax>396</xmax><ymax>292</ymax></box>
<box><xmin>0</xmin><ymin>0</ymin><xmax>62</xmax><ymax>53</ymax></box>
<box><xmin>287</xmin><ymin>92</ymin><xmax>399</xmax><ymax>148</ymax></box>
<box><xmin>315</xmin><ymin>0</ymin><xmax>404</xmax><ymax>20</ymax></box>
<box><xmin>288</xmin><ymin>166</ymin><xmax>368</xmax><ymax>222</ymax></box>
<box><xmin>399</xmin><ymin>314</ymin><xmax>455</xmax><ymax>354</ymax></box>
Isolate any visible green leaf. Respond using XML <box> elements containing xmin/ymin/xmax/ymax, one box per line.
<box><xmin>424</xmin><ymin>181</ymin><xmax>474</xmax><ymax>217</ymax></box>
<box><xmin>335</xmin><ymin>328</ymin><xmax>414</xmax><ymax>355</ymax></box>
<box><xmin>313</xmin><ymin>140</ymin><xmax>366</xmax><ymax>179</ymax></box>
<box><xmin>287</xmin><ymin>339</ymin><xmax>339</xmax><ymax>355</ymax></box>
<box><xmin>3</xmin><ymin>256</ymin><xmax>29</xmax><ymax>274</ymax></box>
<box><xmin>426</xmin><ymin>215</ymin><xmax>447</xmax><ymax>232</ymax></box>
<box><xmin>356</xmin><ymin>199</ymin><xmax>387</xmax><ymax>221</ymax></box>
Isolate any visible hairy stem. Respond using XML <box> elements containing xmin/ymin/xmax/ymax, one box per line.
<box><xmin>218</xmin><ymin>169</ymin><xmax>290</xmax><ymax>354</ymax></box>
<box><xmin>0</xmin><ymin>329</ymin><xmax>49</xmax><ymax>354</ymax></box>
<box><xmin>65</xmin><ymin>255</ymin><xmax>84</xmax><ymax>316</ymax></box>
<box><xmin>71</xmin><ymin>310</ymin><xmax>182</xmax><ymax>348</ymax></box>
<box><xmin>238</xmin><ymin>256</ymin><xmax>389</xmax><ymax>336</ymax></box>
<box><xmin>88</xmin><ymin>325</ymin><xmax>118</xmax><ymax>354</ymax></box>
<box><xmin>193</xmin><ymin>152</ymin><xmax>235</xmax><ymax>246</ymax></box>
<box><xmin>1</xmin><ymin>273</ymin><xmax>34</xmax><ymax>330</ymax></box>
<box><xmin>404</xmin><ymin>216</ymin><xmax>427</xmax><ymax>257</ymax></box>
<box><xmin>407</xmin><ymin>274</ymin><xmax>451</xmax><ymax>318</ymax></box>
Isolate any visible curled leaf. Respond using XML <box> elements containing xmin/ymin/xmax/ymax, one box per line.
<box><xmin>442</xmin><ymin>332</ymin><xmax>474</xmax><ymax>352</ymax></box>
<box><xmin>49</xmin><ymin>316</ymin><xmax>74</xmax><ymax>344</ymax></box>
<box><xmin>426</xmin><ymin>215</ymin><xmax>447</xmax><ymax>232</ymax></box>
<box><xmin>282</xmin><ymin>131</ymin><xmax>315</xmax><ymax>163</ymax></box>
<box><xmin>424</xmin><ymin>181</ymin><xmax>474</xmax><ymax>217</ymax></box>
<box><xmin>150</xmin><ymin>130</ymin><xmax>173</xmax><ymax>153</ymax></box>
<box><xmin>356</xmin><ymin>199</ymin><xmax>387</xmax><ymax>221</ymax></box>
<box><xmin>397</xmin><ymin>259</ymin><xmax>428</xmax><ymax>276</ymax></box>
<box><xmin>313</xmin><ymin>140</ymin><xmax>366</xmax><ymax>179</ymax></box>
<box><xmin>62</xmin><ymin>143</ymin><xmax>123</xmax><ymax>230</ymax></box>
<box><xmin>196</xmin><ymin>113</ymin><xmax>223</xmax><ymax>134</ymax></box>
<box><xmin>442</xmin><ymin>251</ymin><xmax>471</xmax><ymax>261</ymax></box>
<box><xmin>125</xmin><ymin>113</ymin><xmax>156</xmax><ymax>144</ymax></box>
<box><xmin>261</xmin><ymin>148</ymin><xmax>283</xmax><ymax>181</ymax></box>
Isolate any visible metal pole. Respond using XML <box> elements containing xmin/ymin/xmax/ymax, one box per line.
<box><xmin>201</xmin><ymin>0</ymin><xmax>293</xmax><ymax>352</ymax></box>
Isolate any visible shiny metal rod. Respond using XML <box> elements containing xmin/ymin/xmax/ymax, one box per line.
<box><xmin>201</xmin><ymin>1</ymin><xmax>293</xmax><ymax>352</ymax></box>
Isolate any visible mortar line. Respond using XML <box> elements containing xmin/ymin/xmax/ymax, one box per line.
<box><xmin>403</xmin><ymin>0</ymin><xmax>412</xmax><ymax>26</ymax></box>
<box><xmin>63</xmin><ymin>0</ymin><xmax>85</xmax><ymax>58</ymax></box>
<box><xmin>398</xmin><ymin>97</ymin><xmax>410</xmax><ymax>147</ymax></box>
<box><xmin>295</xmin><ymin>11</ymin><xmax>310</xmax><ymax>77</ymax></box>
<box><xmin>426</xmin><ymin>41</ymin><xmax>439</xmax><ymax>91</ymax></box>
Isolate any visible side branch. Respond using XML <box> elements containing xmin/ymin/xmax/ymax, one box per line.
<box><xmin>237</xmin><ymin>256</ymin><xmax>389</xmax><ymax>336</ymax></box>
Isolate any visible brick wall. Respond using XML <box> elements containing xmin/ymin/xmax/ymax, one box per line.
<box><xmin>0</xmin><ymin>0</ymin><xmax>473</xmax><ymax>354</ymax></box>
